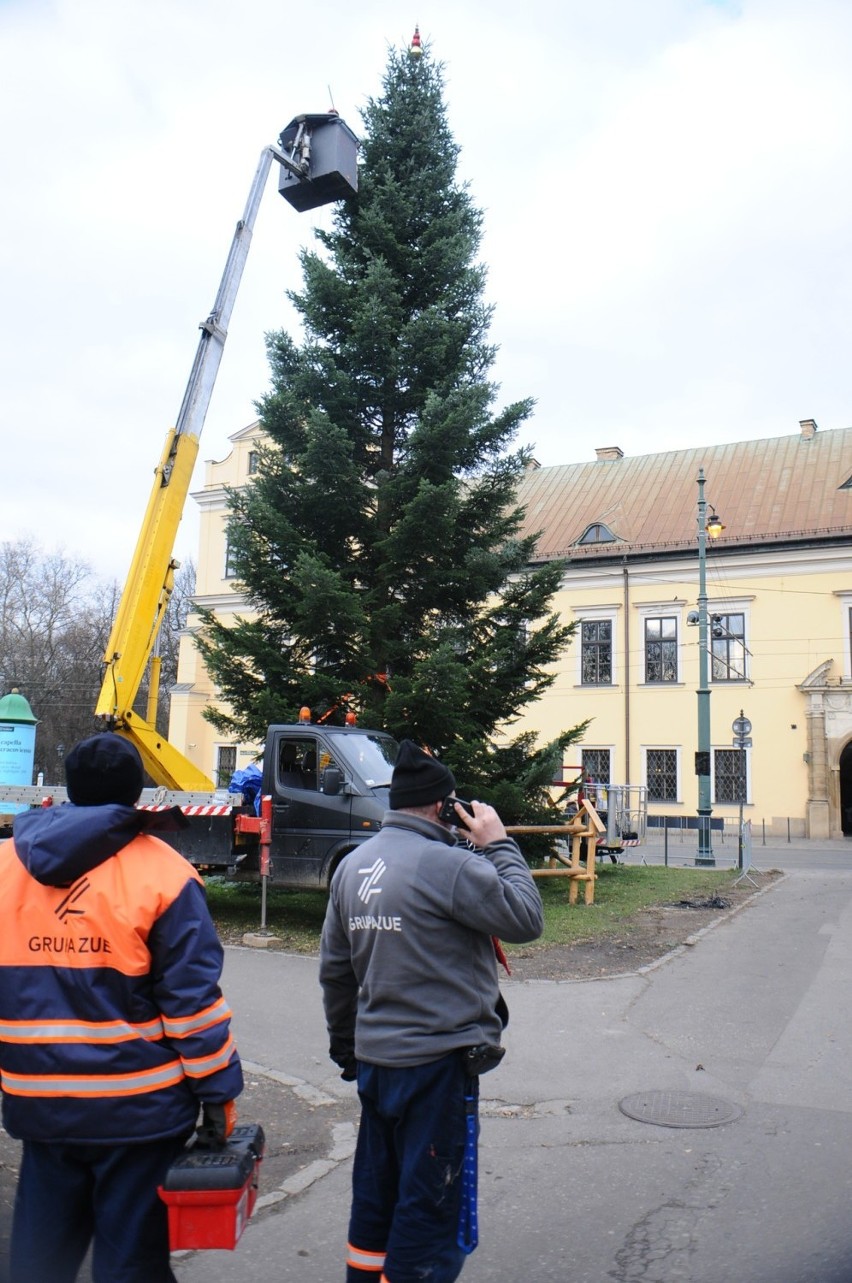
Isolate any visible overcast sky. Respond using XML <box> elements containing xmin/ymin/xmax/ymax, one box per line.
<box><xmin>1</xmin><ymin>0</ymin><xmax>850</xmax><ymax>583</ymax></box>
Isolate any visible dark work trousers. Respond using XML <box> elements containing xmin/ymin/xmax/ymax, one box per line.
<box><xmin>10</xmin><ymin>1133</ymin><xmax>189</xmax><ymax>1283</ymax></box>
<box><xmin>346</xmin><ymin>1052</ymin><xmax>470</xmax><ymax>1283</ymax></box>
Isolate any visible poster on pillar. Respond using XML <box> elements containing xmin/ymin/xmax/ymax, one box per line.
<box><xmin>0</xmin><ymin>722</ymin><xmax>36</xmax><ymax>814</ymax></box>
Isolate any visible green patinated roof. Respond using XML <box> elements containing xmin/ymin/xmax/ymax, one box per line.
<box><xmin>0</xmin><ymin>691</ymin><xmax>37</xmax><ymax>724</ymax></box>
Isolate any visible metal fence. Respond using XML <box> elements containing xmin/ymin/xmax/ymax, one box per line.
<box><xmin>646</xmin><ymin>816</ymin><xmax>801</xmax><ymax>845</ymax></box>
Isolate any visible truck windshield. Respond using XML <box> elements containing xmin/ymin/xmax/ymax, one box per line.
<box><xmin>327</xmin><ymin>732</ymin><xmax>397</xmax><ymax>788</ymax></box>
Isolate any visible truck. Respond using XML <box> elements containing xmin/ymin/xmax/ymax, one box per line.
<box><xmin>184</xmin><ymin>721</ymin><xmax>397</xmax><ymax>885</ymax></box>
<box><xmin>1</xmin><ymin>720</ymin><xmax>398</xmax><ymax>889</ymax></box>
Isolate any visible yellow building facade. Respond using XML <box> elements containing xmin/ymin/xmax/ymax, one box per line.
<box><xmin>170</xmin><ymin>419</ymin><xmax>852</xmax><ymax>839</ymax></box>
<box><xmin>169</xmin><ymin>424</ymin><xmax>266</xmax><ymax>788</ymax></box>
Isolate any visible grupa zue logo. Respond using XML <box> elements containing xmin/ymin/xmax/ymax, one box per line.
<box><xmin>357</xmin><ymin>858</ymin><xmax>385</xmax><ymax>904</ymax></box>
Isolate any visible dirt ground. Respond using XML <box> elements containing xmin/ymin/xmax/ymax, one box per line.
<box><xmin>502</xmin><ymin>872</ymin><xmax>781</xmax><ymax>981</ymax></box>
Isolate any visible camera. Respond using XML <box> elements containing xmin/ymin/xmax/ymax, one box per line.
<box><xmin>438</xmin><ymin>795</ymin><xmax>475</xmax><ymax>828</ymax></box>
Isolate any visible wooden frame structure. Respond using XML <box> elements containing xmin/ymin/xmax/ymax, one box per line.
<box><xmin>509</xmin><ymin>800</ymin><xmax>607</xmax><ymax>905</ymax></box>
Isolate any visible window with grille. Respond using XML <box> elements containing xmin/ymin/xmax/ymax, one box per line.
<box><xmin>714</xmin><ymin>748</ymin><xmax>748</xmax><ymax>803</ymax></box>
<box><xmin>645</xmin><ymin>617</ymin><xmax>678</xmax><ymax>683</ymax></box>
<box><xmin>581</xmin><ymin>749</ymin><xmax>610</xmax><ymax>811</ymax></box>
<box><xmin>216</xmin><ymin>745</ymin><xmax>237</xmax><ymax>788</ymax></box>
<box><xmin>646</xmin><ymin>749</ymin><xmax>678</xmax><ymax>801</ymax></box>
<box><xmin>581</xmin><ymin>749</ymin><xmax>611</xmax><ymax>785</ymax></box>
<box><xmin>224</xmin><ymin>538</ymin><xmax>238</xmax><ymax>579</ymax></box>
<box><xmin>711</xmin><ymin>613</ymin><xmax>747</xmax><ymax>681</ymax></box>
<box><xmin>581</xmin><ymin>620</ymin><xmax>613</xmax><ymax>684</ymax></box>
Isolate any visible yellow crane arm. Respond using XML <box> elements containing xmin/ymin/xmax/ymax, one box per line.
<box><xmin>93</xmin><ymin>146</ymin><xmax>285</xmax><ymax>792</ymax></box>
<box><xmin>94</xmin><ymin>427</ymin><xmax>215</xmax><ymax>790</ymax></box>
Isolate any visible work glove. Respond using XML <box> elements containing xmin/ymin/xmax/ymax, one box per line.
<box><xmin>329</xmin><ymin>1039</ymin><xmax>358</xmax><ymax>1082</ymax></box>
<box><xmin>197</xmin><ymin>1100</ymin><xmax>238</xmax><ymax>1145</ymax></box>
<box><xmin>337</xmin><ymin>1057</ymin><xmax>357</xmax><ymax>1082</ymax></box>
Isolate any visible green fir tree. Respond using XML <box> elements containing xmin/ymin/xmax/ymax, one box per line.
<box><xmin>196</xmin><ymin>35</ymin><xmax>587</xmax><ymax>827</ymax></box>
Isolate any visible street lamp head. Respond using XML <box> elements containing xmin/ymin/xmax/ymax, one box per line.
<box><xmin>706</xmin><ymin>508</ymin><xmax>725</xmax><ymax>540</ymax></box>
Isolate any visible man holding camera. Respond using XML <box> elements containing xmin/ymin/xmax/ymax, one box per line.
<box><xmin>319</xmin><ymin>738</ymin><xmax>543</xmax><ymax>1283</ymax></box>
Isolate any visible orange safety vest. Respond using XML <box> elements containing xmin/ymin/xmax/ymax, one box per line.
<box><xmin>0</xmin><ymin>831</ymin><xmax>241</xmax><ymax>1143</ymax></box>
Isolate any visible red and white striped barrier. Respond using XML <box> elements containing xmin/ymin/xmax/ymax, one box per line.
<box><xmin>137</xmin><ymin>803</ymin><xmax>234</xmax><ymax>816</ymax></box>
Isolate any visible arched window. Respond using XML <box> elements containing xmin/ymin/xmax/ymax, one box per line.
<box><xmin>577</xmin><ymin>523</ymin><xmax>617</xmax><ymax>545</ymax></box>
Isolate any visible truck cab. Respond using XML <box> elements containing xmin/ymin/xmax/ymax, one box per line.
<box><xmin>237</xmin><ymin>723</ymin><xmax>398</xmax><ymax>887</ymax></box>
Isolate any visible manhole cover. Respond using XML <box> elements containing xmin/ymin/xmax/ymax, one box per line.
<box><xmin>618</xmin><ymin>1089</ymin><xmax>743</xmax><ymax>1129</ymax></box>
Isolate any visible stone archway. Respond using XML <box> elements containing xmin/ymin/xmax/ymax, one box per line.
<box><xmin>798</xmin><ymin>660</ymin><xmax>852</xmax><ymax>839</ymax></box>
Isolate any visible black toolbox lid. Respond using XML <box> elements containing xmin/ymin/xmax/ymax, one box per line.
<box><xmin>161</xmin><ymin>1123</ymin><xmax>265</xmax><ymax>1192</ymax></box>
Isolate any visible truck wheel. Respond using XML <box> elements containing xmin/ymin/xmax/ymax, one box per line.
<box><xmin>326</xmin><ymin>849</ymin><xmax>355</xmax><ymax>888</ymax></box>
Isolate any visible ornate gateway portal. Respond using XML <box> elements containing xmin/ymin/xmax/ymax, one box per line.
<box><xmin>799</xmin><ymin>661</ymin><xmax>852</xmax><ymax>838</ymax></box>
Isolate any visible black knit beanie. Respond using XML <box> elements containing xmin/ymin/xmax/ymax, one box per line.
<box><xmin>389</xmin><ymin>739</ymin><xmax>456</xmax><ymax>810</ymax></box>
<box><xmin>65</xmin><ymin>733</ymin><xmax>144</xmax><ymax>807</ymax></box>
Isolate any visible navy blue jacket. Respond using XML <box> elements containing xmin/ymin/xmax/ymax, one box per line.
<box><xmin>0</xmin><ymin>803</ymin><xmax>242</xmax><ymax>1143</ymax></box>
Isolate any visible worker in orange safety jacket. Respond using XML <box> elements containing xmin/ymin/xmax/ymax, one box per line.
<box><xmin>0</xmin><ymin>732</ymin><xmax>243</xmax><ymax>1283</ymax></box>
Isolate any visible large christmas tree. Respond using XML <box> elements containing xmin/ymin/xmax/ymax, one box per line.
<box><xmin>197</xmin><ymin>35</ymin><xmax>586</xmax><ymax>822</ymax></box>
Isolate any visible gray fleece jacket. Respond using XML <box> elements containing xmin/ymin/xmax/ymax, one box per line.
<box><xmin>319</xmin><ymin>811</ymin><xmax>544</xmax><ymax>1068</ymax></box>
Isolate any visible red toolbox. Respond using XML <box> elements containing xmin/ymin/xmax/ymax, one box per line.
<box><xmin>158</xmin><ymin>1123</ymin><xmax>265</xmax><ymax>1251</ymax></box>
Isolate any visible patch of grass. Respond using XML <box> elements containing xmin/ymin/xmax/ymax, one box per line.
<box><xmin>205</xmin><ymin>865</ymin><xmax>742</xmax><ymax>955</ymax></box>
<box><xmin>510</xmin><ymin>864</ymin><xmax>742</xmax><ymax>953</ymax></box>
<box><xmin>203</xmin><ymin>877</ymin><xmax>328</xmax><ymax>952</ymax></box>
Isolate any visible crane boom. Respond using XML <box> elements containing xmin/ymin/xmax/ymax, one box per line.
<box><xmin>95</xmin><ymin>146</ymin><xmax>285</xmax><ymax>788</ymax></box>
<box><xmin>95</xmin><ymin>118</ymin><xmax>358</xmax><ymax>788</ymax></box>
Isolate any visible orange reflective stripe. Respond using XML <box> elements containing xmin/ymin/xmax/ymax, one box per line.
<box><xmin>181</xmin><ymin>1035</ymin><xmax>237</xmax><ymax>1078</ymax></box>
<box><xmin>162</xmin><ymin>997</ymin><xmax>231</xmax><ymax>1038</ymax></box>
<box><xmin>0</xmin><ymin>1017</ymin><xmax>164</xmax><ymax>1043</ymax></box>
<box><xmin>346</xmin><ymin>1243</ymin><xmax>386</xmax><ymax>1271</ymax></box>
<box><xmin>1</xmin><ymin>1059</ymin><xmax>185</xmax><ymax>1098</ymax></box>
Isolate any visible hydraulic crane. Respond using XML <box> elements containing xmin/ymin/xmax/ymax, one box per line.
<box><xmin>95</xmin><ymin>113</ymin><xmax>358</xmax><ymax>789</ymax></box>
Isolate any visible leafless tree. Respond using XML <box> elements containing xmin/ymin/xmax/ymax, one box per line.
<box><xmin>0</xmin><ymin>540</ymin><xmax>195</xmax><ymax>784</ymax></box>
<box><xmin>0</xmin><ymin>539</ymin><xmax>107</xmax><ymax>781</ymax></box>
<box><xmin>135</xmin><ymin>557</ymin><xmax>197</xmax><ymax>738</ymax></box>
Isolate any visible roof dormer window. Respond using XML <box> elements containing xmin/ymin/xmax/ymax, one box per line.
<box><xmin>578</xmin><ymin>523</ymin><xmax>617</xmax><ymax>545</ymax></box>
